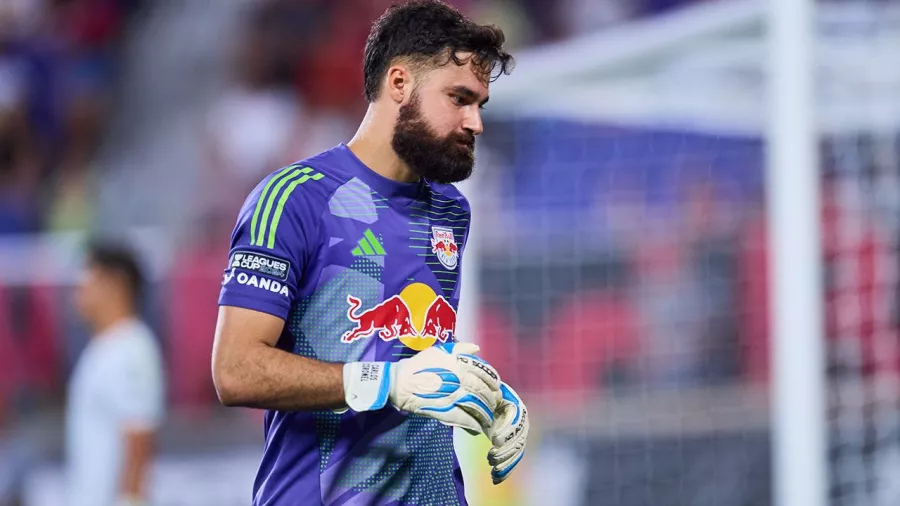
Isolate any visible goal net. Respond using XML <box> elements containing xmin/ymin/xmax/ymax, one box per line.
<box><xmin>460</xmin><ymin>2</ymin><xmax>900</xmax><ymax>505</ymax></box>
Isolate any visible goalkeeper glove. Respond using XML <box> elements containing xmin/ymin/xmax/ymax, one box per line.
<box><xmin>343</xmin><ymin>342</ymin><xmax>501</xmax><ymax>434</ymax></box>
<box><xmin>486</xmin><ymin>382</ymin><xmax>529</xmax><ymax>484</ymax></box>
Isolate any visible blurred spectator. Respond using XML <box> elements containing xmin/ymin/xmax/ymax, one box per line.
<box><xmin>0</xmin><ymin>48</ymin><xmax>40</xmax><ymax>234</ymax></box>
<box><xmin>634</xmin><ymin>232</ymin><xmax>709</xmax><ymax>387</ymax></box>
<box><xmin>289</xmin><ymin>0</ymin><xmax>376</xmax><ymax>153</ymax></box>
<box><xmin>517</xmin><ymin>0</ymin><xmax>566</xmax><ymax>42</ymax></box>
<box><xmin>469</xmin><ymin>0</ymin><xmax>535</xmax><ymax>49</ymax></box>
<box><xmin>202</xmin><ymin>7</ymin><xmax>307</xmax><ymax>222</ymax></box>
<box><xmin>43</xmin><ymin>0</ymin><xmax>123</xmax><ymax>231</ymax></box>
<box><xmin>681</xmin><ymin>180</ymin><xmax>742</xmax><ymax>383</ymax></box>
<box><xmin>633</xmin><ymin>180</ymin><xmax>742</xmax><ymax>388</ymax></box>
<box><xmin>0</xmin><ymin>0</ymin><xmax>131</xmax><ymax>234</ymax></box>
<box><xmin>43</xmin><ymin>90</ymin><xmax>106</xmax><ymax>231</ymax></box>
<box><xmin>542</xmin><ymin>288</ymin><xmax>643</xmax><ymax>397</ymax></box>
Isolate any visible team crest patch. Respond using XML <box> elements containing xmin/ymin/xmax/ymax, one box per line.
<box><xmin>430</xmin><ymin>226</ymin><xmax>458</xmax><ymax>270</ymax></box>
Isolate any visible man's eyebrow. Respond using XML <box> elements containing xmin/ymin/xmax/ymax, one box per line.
<box><xmin>449</xmin><ymin>85</ymin><xmax>489</xmax><ymax>106</ymax></box>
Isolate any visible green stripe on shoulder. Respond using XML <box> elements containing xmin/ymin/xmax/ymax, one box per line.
<box><xmin>250</xmin><ymin>165</ymin><xmax>298</xmax><ymax>245</ymax></box>
<box><xmin>250</xmin><ymin>165</ymin><xmax>328</xmax><ymax>248</ymax></box>
<box><xmin>265</xmin><ymin>171</ymin><xmax>323</xmax><ymax>249</ymax></box>
<box><xmin>255</xmin><ymin>167</ymin><xmax>303</xmax><ymax>246</ymax></box>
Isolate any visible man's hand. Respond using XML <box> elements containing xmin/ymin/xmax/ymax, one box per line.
<box><xmin>343</xmin><ymin>342</ymin><xmax>502</xmax><ymax>433</ymax></box>
<box><xmin>486</xmin><ymin>382</ymin><xmax>529</xmax><ymax>484</ymax></box>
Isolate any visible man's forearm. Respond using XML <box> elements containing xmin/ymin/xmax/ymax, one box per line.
<box><xmin>120</xmin><ymin>430</ymin><xmax>154</xmax><ymax>501</ymax></box>
<box><xmin>215</xmin><ymin>343</ymin><xmax>346</xmax><ymax>411</ymax></box>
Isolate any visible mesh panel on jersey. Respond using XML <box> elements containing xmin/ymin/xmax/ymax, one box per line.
<box><xmin>290</xmin><ymin>265</ymin><xmax>384</xmax><ymax>362</ymax></box>
<box><xmin>291</xmin><ymin>258</ymin><xmax>389</xmax><ymax>482</ymax></box>
<box><xmin>333</xmin><ymin>416</ymin><xmax>459</xmax><ymax>506</ymax></box>
<box><xmin>398</xmin><ymin>417</ymin><xmax>459</xmax><ymax>505</ymax></box>
<box><xmin>332</xmin><ymin>416</ymin><xmax>411</xmax><ymax>503</ymax></box>
<box><xmin>315</xmin><ymin>411</ymin><xmax>344</xmax><ymax>474</ymax></box>
<box><xmin>350</xmin><ymin>257</ymin><xmax>384</xmax><ymax>279</ymax></box>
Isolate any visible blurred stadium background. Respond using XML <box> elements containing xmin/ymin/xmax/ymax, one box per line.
<box><xmin>1</xmin><ymin>0</ymin><xmax>899</xmax><ymax>505</ymax></box>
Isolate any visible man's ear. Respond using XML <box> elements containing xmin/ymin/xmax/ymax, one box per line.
<box><xmin>385</xmin><ymin>65</ymin><xmax>413</xmax><ymax>104</ymax></box>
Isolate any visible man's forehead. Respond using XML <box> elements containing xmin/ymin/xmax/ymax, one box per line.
<box><xmin>431</xmin><ymin>58</ymin><xmax>490</xmax><ymax>95</ymax></box>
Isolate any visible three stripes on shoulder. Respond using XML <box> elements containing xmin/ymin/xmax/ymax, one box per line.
<box><xmin>250</xmin><ymin>165</ymin><xmax>324</xmax><ymax>249</ymax></box>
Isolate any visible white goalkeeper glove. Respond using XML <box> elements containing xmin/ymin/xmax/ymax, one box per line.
<box><xmin>486</xmin><ymin>382</ymin><xmax>529</xmax><ymax>484</ymax></box>
<box><xmin>343</xmin><ymin>342</ymin><xmax>501</xmax><ymax>434</ymax></box>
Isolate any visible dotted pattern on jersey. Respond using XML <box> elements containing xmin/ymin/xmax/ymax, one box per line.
<box><xmin>282</xmin><ymin>180</ymin><xmax>462</xmax><ymax>505</ymax></box>
<box><xmin>350</xmin><ymin>256</ymin><xmax>385</xmax><ymax>279</ymax></box>
<box><xmin>398</xmin><ymin>416</ymin><xmax>459</xmax><ymax>506</ymax></box>
<box><xmin>408</xmin><ymin>189</ymin><xmax>469</xmax><ymax>300</ymax></box>
<box><xmin>314</xmin><ymin>411</ymin><xmax>343</xmax><ymax>474</ymax></box>
<box><xmin>288</xmin><ymin>259</ymin><xmax>388</xmax><ymax>482</ymax></box>
<box><xmin>290</xmin><ymin>265</ymin><xmax>383</xmax><ymax>363</ymax></box>
<box><xmin>330</xmin><ymin>415</ymin><xmax>411</xmax><ymax>503</ymax></box>
<box><xmin>333</xmin><ymin>415</ymin><xmax>459</xmax><ymax>506</ymax></box>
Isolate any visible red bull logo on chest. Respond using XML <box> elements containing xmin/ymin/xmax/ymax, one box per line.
<box><xmin>341</xmin><ymin>283</ymin><xmax>457</xmax><ymax>351</ymax></box>
<box><xmin>431</xmin><ymin>226</ymin><xmax>458</xmax><ymax>270</ymax></box>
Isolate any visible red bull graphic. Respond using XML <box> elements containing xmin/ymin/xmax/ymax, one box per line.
<box><xmin>342</xmin><ymin>295</ymin><xmax>416</xmax><ymax>343</ymax></box>
<box><xmin>341</xmin><ymin>282</ymin><xmax>456</xmax><ymax>351</ymax></box>
<box><xmin>422</xmin><ymin>297</ymin><xmax>456</xmax><ymax>342</ymax></box>
<box><xmin>431</xmin><ymin>241</ymin><xmax>458</xmax><ymax>259</ymax></box>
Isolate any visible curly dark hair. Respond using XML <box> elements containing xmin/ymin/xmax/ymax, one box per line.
<box><xmin>363</xmin><ymin>0</ymin><xmax>514</xmax><ymax>103</ymax></box>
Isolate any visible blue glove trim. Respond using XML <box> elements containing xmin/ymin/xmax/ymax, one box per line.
<box><xmin>371</xmin><ymin>362</ymin><xmax>392</xmax><ymax>410</ymax></box>
<box><xmin>456</xmin><ymin>393</ymin><xmax>495</xmax><ymax>423</ymax></box>
<box><xmin>491</xmin><ymin>449</ymin><xmax>526</xmax><ymax>480</ymax></box>
<box><xmin>418</xmin><ymin>393</ymin><xmax>495</xmax><ymax>423</ymax></box>
<box><xmin>500</xmin><ymin>383</ymin><xmax>521</xmax><ymax>425</ymax></box>
<box><xmin>413</xmin><ymin>368</ymin><xmax>460</xmax><ymax>399</ymax></box>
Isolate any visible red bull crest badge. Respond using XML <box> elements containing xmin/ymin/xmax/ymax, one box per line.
<box><xmin>430</xmin><ymin>226</ymin><xmax>458</xmax><ymax>270</ymax></box>
<box><xmin>341</xmin><ymin>283</ymin><xmax>457</xmax><ymax>351</ymax></box>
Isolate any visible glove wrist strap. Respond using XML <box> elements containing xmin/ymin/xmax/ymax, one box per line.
<box><xmin>343</xmin><ymin>361</ymin><xmax>393</xmax><ymax>412</ymax></box>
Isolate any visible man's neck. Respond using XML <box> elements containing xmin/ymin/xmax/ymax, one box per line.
<box><xmin>347</xmin><ymin>106</ymin><xmax>418</xmax><ymax>183</ymax></box>
<box><xmin>92</xmin><ymin>309</ymin><xmax>135</xmax><ymax>338</ymax></box>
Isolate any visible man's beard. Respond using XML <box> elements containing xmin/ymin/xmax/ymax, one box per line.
<box><xmin>391</xmin><ymin>94</ymin><xmax>475</xmax><ymax>184</ymax></box>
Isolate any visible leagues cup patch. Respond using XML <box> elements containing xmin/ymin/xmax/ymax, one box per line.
<box><xmin>430</xmin><ymin>226</ymin><xmax>459</xmax><ymax>270</ymax></box>
<box><xmin>229</xmin><ymin>250</ymin><xmax>290</xmax><ymax>280</ymax></box>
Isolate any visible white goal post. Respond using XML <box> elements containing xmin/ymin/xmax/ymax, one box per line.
<box><xmin>767</xmin><ymin>1</ymin><xmax>826</xmax><ymax>506</ymax></box>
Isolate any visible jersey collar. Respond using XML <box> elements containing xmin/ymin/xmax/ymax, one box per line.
<box><xmin>338</xmin><ymin>143</ymin><xmax>425</xmax><ymax>203</ymax></box>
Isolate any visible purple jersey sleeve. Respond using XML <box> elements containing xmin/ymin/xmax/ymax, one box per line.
<box><xmin>218</xmin><ymin>166</ymin><xmax>321</xmax><ymax>320</ymax></box>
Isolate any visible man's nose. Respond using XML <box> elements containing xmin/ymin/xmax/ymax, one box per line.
<box><xmin>463</xmin><ymin>107</ymin><xmax>483</xmax><ymax>136</ymax></box>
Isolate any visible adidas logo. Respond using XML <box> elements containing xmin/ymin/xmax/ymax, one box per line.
<box><xmin>352</xmin><ymin>229</ymin><xmax>386</xmax><ymax>257</ymax></box>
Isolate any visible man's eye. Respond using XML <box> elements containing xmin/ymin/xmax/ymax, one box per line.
<box><xmin>451</xmin><ymin>95</ymin><xmax>465</xmax><ymax>106</ymax></box>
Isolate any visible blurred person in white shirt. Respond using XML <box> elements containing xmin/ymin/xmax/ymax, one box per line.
<box><xmin>67</xmin><ymin>241</ymin><xmax>165</xmax><ymax>506</ymax></box>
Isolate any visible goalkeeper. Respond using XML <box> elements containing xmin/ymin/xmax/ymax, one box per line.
<box><xmin>211</xmin><ymin>1</ymin><xmax>528</xmax><ymax>505</ymax></box>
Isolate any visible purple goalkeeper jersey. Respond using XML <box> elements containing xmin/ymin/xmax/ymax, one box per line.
<box><xmin>218</xmin><ymin>144</ymin><xmax>471</xmax><ymax>506</ymax></box>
